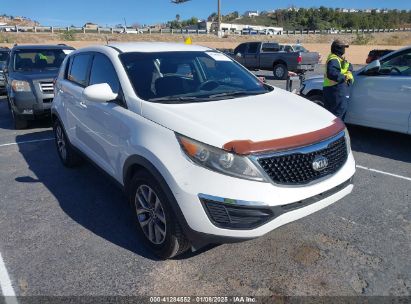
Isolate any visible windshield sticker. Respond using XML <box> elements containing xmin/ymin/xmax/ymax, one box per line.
<box><xmin>207</xmin><ymin>52</ymin><xmax>232</xmax><ymax>62</ymax></box>
<box><xmin>63</xmin><ymin>50</ymin><xmax>74</xmax><ymax>55</ymax></box>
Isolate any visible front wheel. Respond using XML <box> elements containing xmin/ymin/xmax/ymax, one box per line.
<box><xmin>129</xmin><ymin>171</ymin><xmax>190</xmax><ymax>259</ymax></box>
<box><xmin>11</xmin><ymin>110</ymin><xmax>28</xmax><ymax>129</ymax></box>
<box><xmin>307</xmin><ymin>94</ymin><xmax>324</xmax><ymax>107</ymax></box>
<box><xmin>273</xmin><ymin>63</ymin><xmax>288</xmax><ymax>80</ymax></box>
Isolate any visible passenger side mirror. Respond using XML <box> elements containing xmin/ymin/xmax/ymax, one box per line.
<box><xmin>363</xmin><ymin>60</ymin><xmax>381</xmax><ymax>75</ymax></box>
<box><xmin>83</xmin><ymin>83</ymin><xmax>118</xmax><ymax>103</ymax></box>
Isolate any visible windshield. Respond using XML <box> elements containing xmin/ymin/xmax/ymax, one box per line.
<box><xmin>0</xmin><ymin>51</ymin><xmax>8</xmax><ymax>63</ymax></box>
<box><xmin>13</xmin><ymin>49</ymin><xmax>68</xmax><ymax>72</ymax></box>
<box><xmin>120</xmin><ymin>51</ymin><xmax>272</xmax><ymax>103</ymax></box>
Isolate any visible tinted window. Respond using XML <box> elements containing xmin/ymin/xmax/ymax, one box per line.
<box><xmin>0</xmin><ymin>51</ymin><xmax>9</xmax><ymax>62</ymax></box>
<box><xmin>68</xmin><ymin>54</ymin><xmax>92</xmax><ymax>86</ymax></box>
<box><xmin>261</xmin><ymin>43</ymin><xmax>279</xmax><ymax>52</ymax></box>
<box><xmin>13</xmin><ymin>49</ymin><xmax>69</xmax><ymax>71</ymax></box>
<box><xmin>234</xmin><ymin>44</ymin><xmax>247</xmax><ymax>54</ymax></box>
<box><xmin>89</xmin><ymin>54</ymin><xmax>120</xmax><ymax>94</ymax></box>
<box><xmin>247</xmin><ymin>43</ymin><xmax>259</xmax><ymax>54</ymax></box>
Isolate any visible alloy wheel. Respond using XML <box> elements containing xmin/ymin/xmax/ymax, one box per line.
<box><xmin>55</xmin><ymin>125</ymin><xmax>67</xmax><ymax>161</ymax></box>
<box><xmin>135</xmin><ymin>185</ymin><xmax>167</xmax><ymax>245</ymax></box>
<box><xmin>275</xmin><ymin>67</ymin><xmax>284</xmax><ymax>78</ymax></box>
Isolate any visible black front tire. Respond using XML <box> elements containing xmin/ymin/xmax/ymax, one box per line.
<box><xmin>53</xmin><ymin>120</ymin><xmax>82</xmax><ymax>167</ymax></box>
<box><xmin>273</xmin><ymin>63</ymin><xmax>288</xmax><ymax>80</ymax></box>
<box><xmin>307</xmin><ymin>94</ymin><xmax>325</xmax><ymax>107</ymax></box>
<box><xmin>128</xmin><ymin>171</ymin><xmax>190</xmax><ymax>259</ymax></box>
<box><xmin>11</xmin><ymin>110</ymin><xmax>28</xmax><ymax>129</ymax></box>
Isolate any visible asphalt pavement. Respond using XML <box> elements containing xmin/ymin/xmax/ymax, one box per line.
<box><xmin>0</xmin><ymin>68</ymin><xmax>410</xmax><ymax>297</ymax></box>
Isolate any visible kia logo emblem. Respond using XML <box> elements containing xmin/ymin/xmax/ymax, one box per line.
<box><xmin>312</xmin><ymin>155</ymin><xmax>329</xmax><ymax>172</ymax></box>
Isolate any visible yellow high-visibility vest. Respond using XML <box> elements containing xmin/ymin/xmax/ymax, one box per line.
<box><xmin>323</xmin><ymin>54</ymin><xmax>350</xmax><ymax>87</ymax></box>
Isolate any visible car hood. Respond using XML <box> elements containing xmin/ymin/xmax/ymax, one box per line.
<box><xmin>11</xmin><ymin>70</ymin><xmax>58</xmax><ymax>81</ymax></box>
<box><xmin>142</xmin><ymin>88</ymin><xmax>337</xmax><ymax>150</ymax></box>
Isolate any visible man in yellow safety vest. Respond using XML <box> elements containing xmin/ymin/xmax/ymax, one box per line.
<box><xmin>323</xmin><ymin>39</ymin><xmax>354</xmax><ymax>119</ymax></box>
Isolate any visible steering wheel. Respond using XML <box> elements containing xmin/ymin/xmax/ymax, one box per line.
<box><xmin>198</xmin><ymin>80</ymin><xmax>220</xmax><ymax>91</ymax></box>
<box><xmin>390</xmin><ymin>67</ymin><xmax>402</xmax><ymax>74</ymax></box>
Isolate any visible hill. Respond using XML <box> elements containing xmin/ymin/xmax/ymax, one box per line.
<box><xmin>218</xmin><ymin>8</ymin><xmax>411</xmax><ymax>31</ymax></box>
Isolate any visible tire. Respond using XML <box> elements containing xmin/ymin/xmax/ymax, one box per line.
<box><xmin>128</xmin><ymin>171</ymin><xmax>190</xmax><ymax>259</ymax></box>
<box><xmin>11</xmin><ymin>110</ymin><xmax>28</xmax><ymax>129</ymax></box>
<box><xmin>6</xmin><ymin>96</ymin><xmax>11</xmax><ymax>110</ymax></box>
<box><xmin>307</xmin><ymin>94</ymin><xmax>325</xmax><ymax>107</ymax></box>
<box><xmin>53</xmin><ymin>119</ymin><xmax>82</xmax><ymax>167</ymax></box>
<box><xmin>273</xmin><ymin>63</ymin><xmax>288</xmax><ymax>80</ymax></box>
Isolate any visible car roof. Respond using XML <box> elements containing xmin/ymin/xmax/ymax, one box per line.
<box><xmin>12</xmin><ymin>44</ymin><xmax>75</xmax><ymax>51</ymax></box>
<box><xmin>107</xmin><ymin>42</ymin><xmax>212</xmax><ymax>53</ymax></box>
<box><xmin>377</xmin><ymin>45</ymin><xmax>410</xmax><ymax>61</ymax></box>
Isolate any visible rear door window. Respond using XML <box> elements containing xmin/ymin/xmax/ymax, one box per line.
<box><xmin>68</xmin><ymin>54</ymin><xmax>92</xmax><ymax>87</ymax></box>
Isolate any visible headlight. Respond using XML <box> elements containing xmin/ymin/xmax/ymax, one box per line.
<box><xmin>344</xmin><ymin>128</ymin><xmax>351</xmax><ymax>154</ymax></box>
<box><xmin>11</xmin><ymin>80</ymin><xmax>31</xmax><ymax>92</ymax></box>
<box><xmin>176</xmin><ymin>134</ymin><xmax>266</xmax><ymax>182</ymax></box>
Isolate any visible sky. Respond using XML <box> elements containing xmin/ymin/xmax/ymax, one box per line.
<box><xmin>1</xmin><ymin>0</ymin><xmax>410</xmax><ymax>27</ymax></box>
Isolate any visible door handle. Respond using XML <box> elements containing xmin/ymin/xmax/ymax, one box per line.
<box><xmin>79</xmin><ymin>101</ymin><xmax>87</xmax><ymax>108</ymax></box>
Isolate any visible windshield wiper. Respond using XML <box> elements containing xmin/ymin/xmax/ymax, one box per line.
<box><xmin>148</xmin><ymin>96</ymin><xmax>201</xmax><ymax>103</ymax></box>
<box><xmin>207</xmin><ymin>90</ymin><xmax>266</xmax><ymax>99</ymax></box>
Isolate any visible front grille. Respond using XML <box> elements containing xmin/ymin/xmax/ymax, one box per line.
<box><xmin>40</xmin><ymin>81</ymin><xmax>54</xmax><ymax>94</ymax></box>
<box><xmin>257</xmin><ymin>135</ymin><xmax>348</xmax><ymax>185</ymax></box>
<box><xmin>43</xmin><ymin>98</ymin><xmax>53</xmax><ymax>103</ymax></box>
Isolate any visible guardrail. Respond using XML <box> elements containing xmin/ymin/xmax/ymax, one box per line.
<box><xmin>1</xmin><ymin>25</ymin><xmax>411</xmax><ymax>35</ymax></box>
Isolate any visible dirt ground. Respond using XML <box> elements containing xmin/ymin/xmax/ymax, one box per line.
<box><xmin>1</xmin><ymin>31</ymin><xmax>410</xmax><ymax>64</ymax></box>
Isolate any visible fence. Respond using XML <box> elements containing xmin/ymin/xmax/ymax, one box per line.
<box><xmin>1</xmin><ymin>25</ymin><xmax>411</xmax><ymax>36</ymax></box>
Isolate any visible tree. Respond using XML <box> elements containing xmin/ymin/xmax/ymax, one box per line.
<box><xmin>176</xmin><ymin>14</ymin><xmax>180</xmax><ymax>22</ymax></box>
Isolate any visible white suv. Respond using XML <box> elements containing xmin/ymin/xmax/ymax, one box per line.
<box><xmin>52</xmin><ymin>43</ymin><xmax>356</xmax><ymax>259</ymax></box>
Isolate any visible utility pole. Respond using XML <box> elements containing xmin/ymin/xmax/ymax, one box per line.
<box><xmin>217</xmin><ymin>0</ymin><xmax>221</xmax><ymax>32</ymax></box>
<box><xmin>172</xmin><ymin>0</ymin><xmax>221</xmax><ymax>34</ymax></box>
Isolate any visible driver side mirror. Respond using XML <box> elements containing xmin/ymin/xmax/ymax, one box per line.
<box><xmin>83</xmin><ymin>83</ymin><xmax>118</xmax><ymax>103</ymax></box>
<box><xmin>363</xmin><ymin>60</ymin><xmax>381</xmax><ymax>75</ymax></box>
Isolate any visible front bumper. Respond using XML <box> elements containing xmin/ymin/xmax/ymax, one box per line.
<box><xmin>296</xmin><ymin>64</ymin><xmax>315</xmax><ymax>72</ymax></box>
<box><xmin>9</xmin><ymin>87</ymin><xmax>54</xmax><ymax>119</ymax></box>
<box><xmin>169</xmin><ymin>150</ymin><xmax>355</xmax><ymax>240</ymax></box>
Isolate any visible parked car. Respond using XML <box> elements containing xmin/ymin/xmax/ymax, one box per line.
<box><xmin>300</xmin><ymin>46</ymin><xmax>411</xmax><ymax>134</ymax></box>
<box><xmin>280</xmin><ymin>43</ymin><xmax>322</xmax><ymax>64</ymax></box>
<box><xmin>5</xmin><ymin>44</ymin><xmax>75</xmax><ymax>129</ymax></box>
<box><xmin>231</xmin><ymin>42</ymin><xmax>319</xmax><ymax>80</ymax></box>
<box><xmin>0</xmin><ymin>47</ymin><xmax>10</xmax><ymax>93</ymax></box>
<box><xmin>52</xmin><ymin>42</ymin><xmax>355</xmax><ymax>259</ymax></box>
<box><xmin>366</xmin><ymin>49</ymin><xmax>394</xmax><ymax>64</ymax></box>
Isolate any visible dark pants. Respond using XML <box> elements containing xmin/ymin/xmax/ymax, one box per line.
<box><xmin>323</xmin><ymin>85</ymin><xmax>349</xmax><ymax>120</ymax></box>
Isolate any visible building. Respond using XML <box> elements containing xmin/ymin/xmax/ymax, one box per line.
<box><xmin>84</xmin><ymin>22</ymin><xmax>99</xmax><ymax>30</ymax></box>
<box><xmin>244</xmin><ymin>11</ymin><xmax>259</xmax><ymax>17</ymax></box>
<box><xmin>198</xmin><ymin>21</ymin><xmax>283</xmax><ymax>35</ymax></box>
